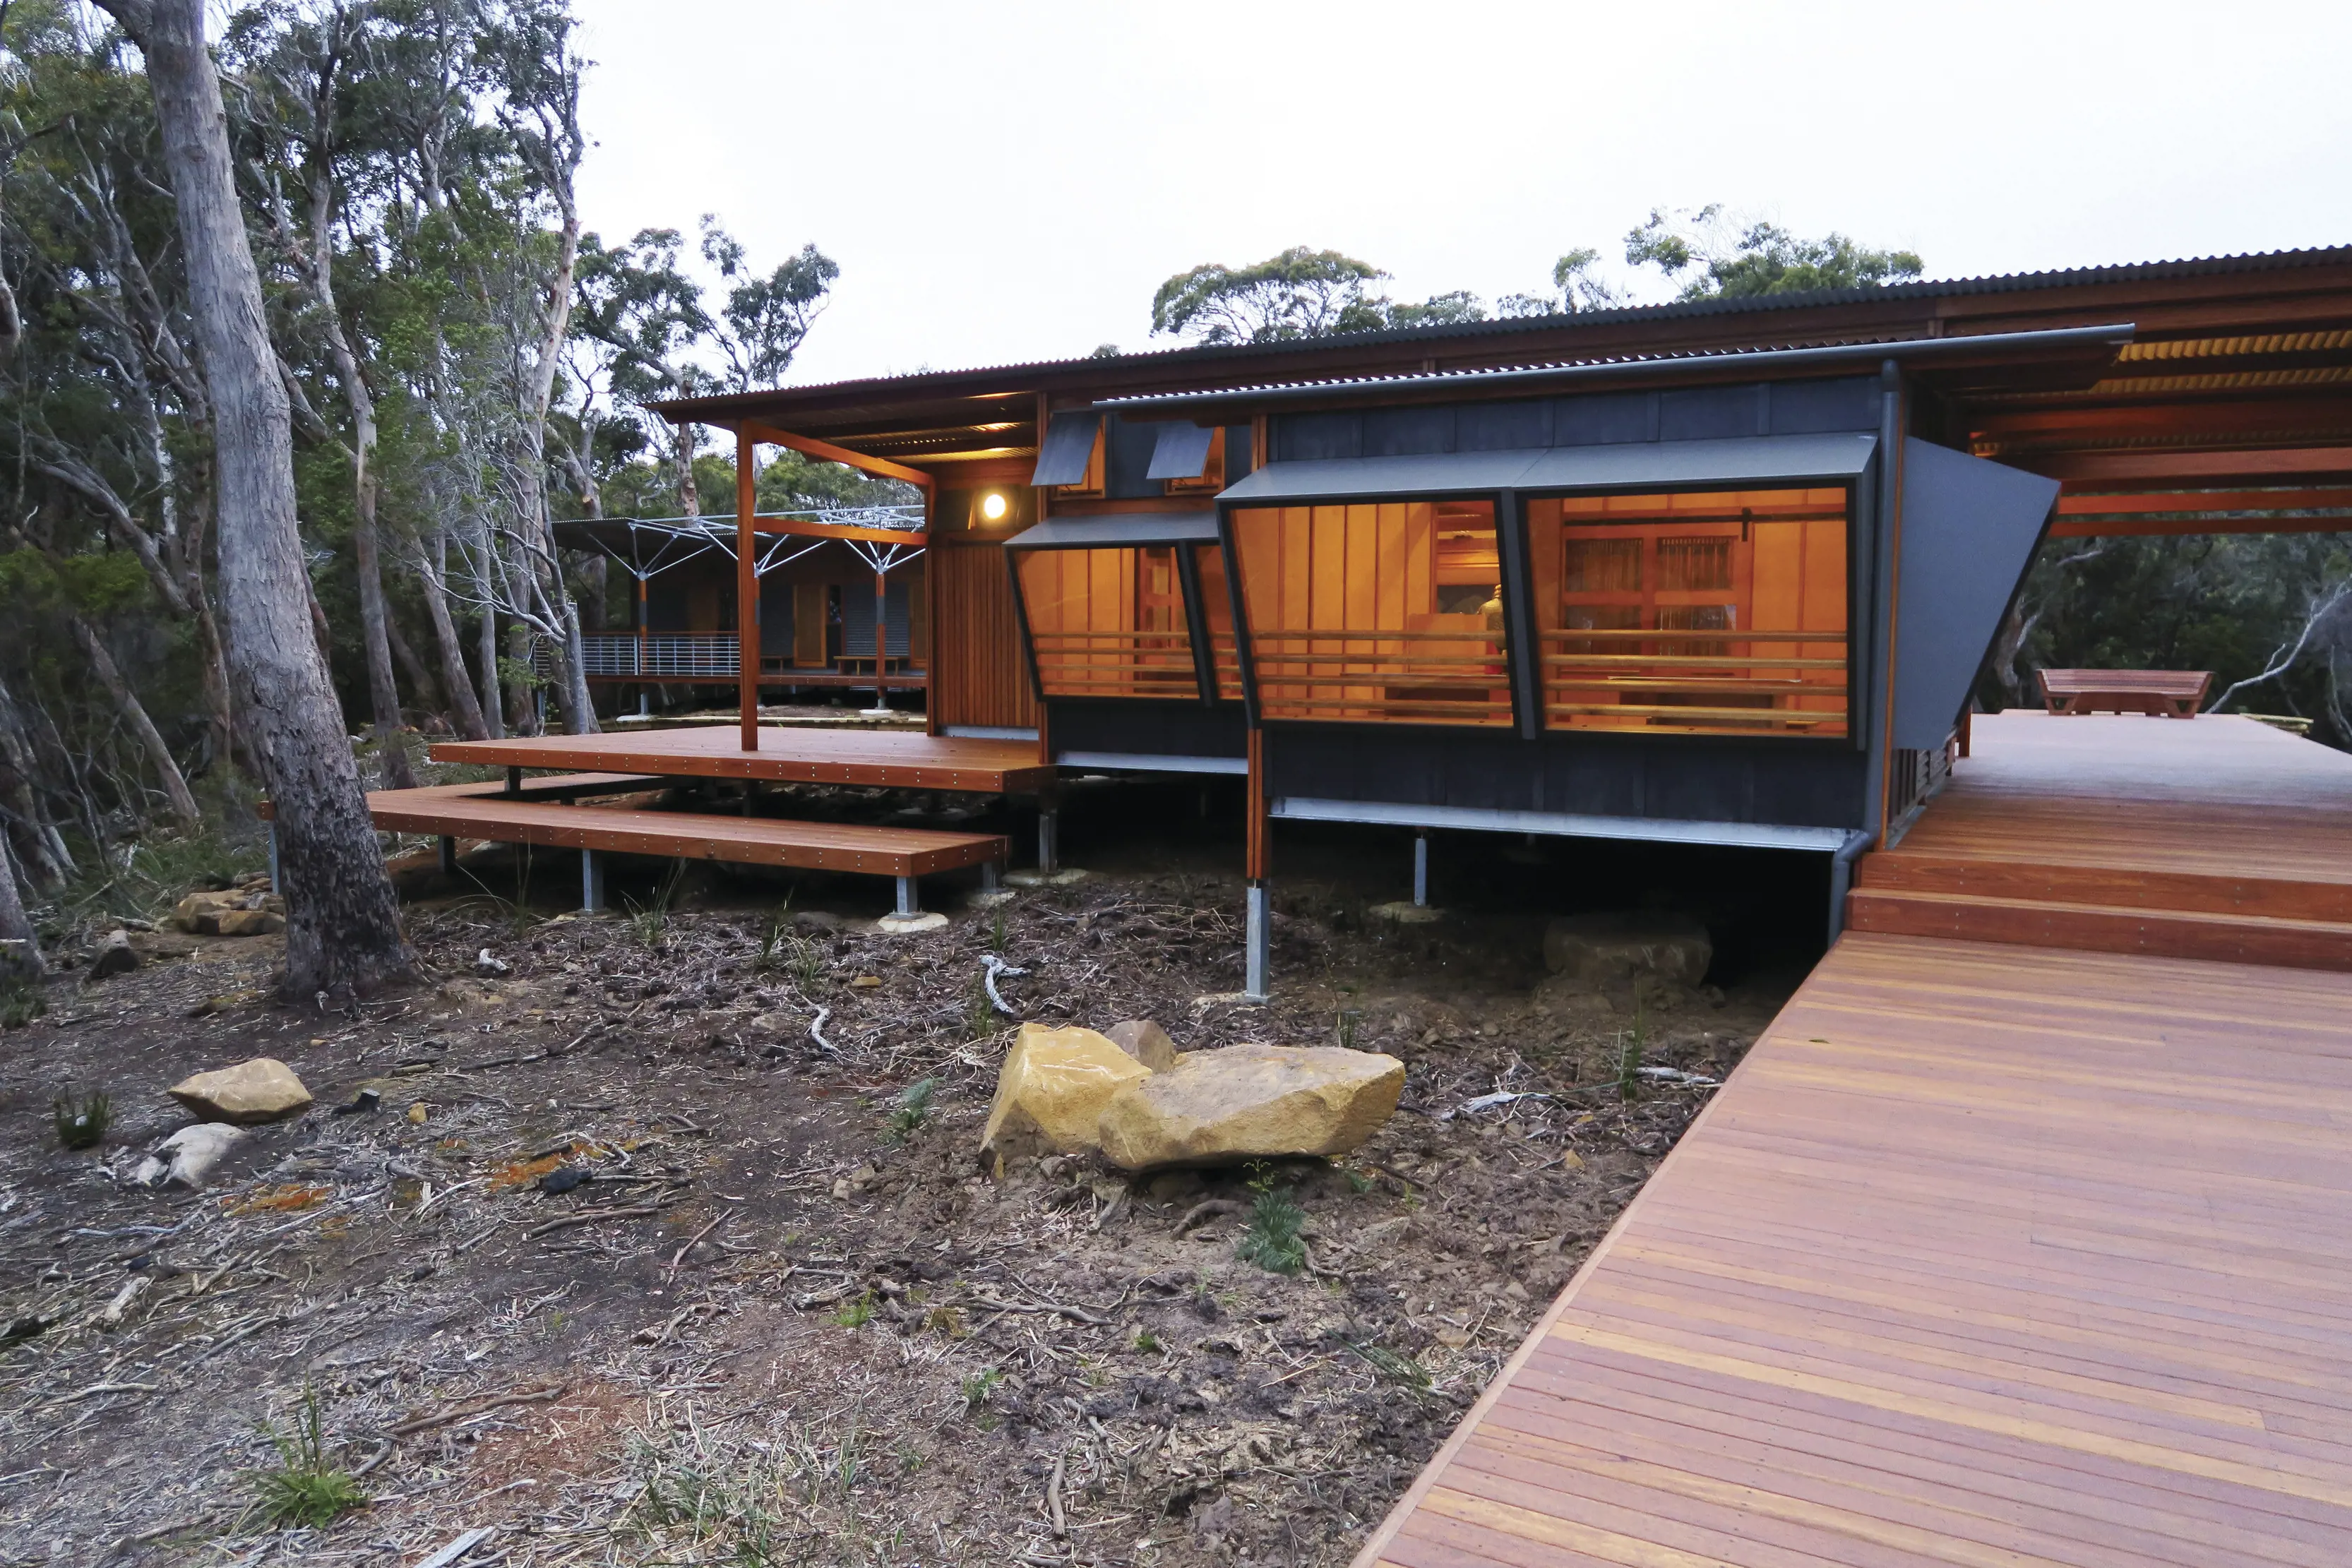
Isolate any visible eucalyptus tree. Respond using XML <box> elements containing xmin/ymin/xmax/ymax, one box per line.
<box><xmin>94</xmin><ymin>0</ymin><xmax>412</xmax><ymax>999</ymax></box>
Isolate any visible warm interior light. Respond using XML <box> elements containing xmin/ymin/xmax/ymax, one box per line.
<box><xmin>980</xmin><ymin>491</ymin><xmax>1009</xmax><ymax>522</ymax></box>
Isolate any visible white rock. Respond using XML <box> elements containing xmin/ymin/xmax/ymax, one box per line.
<box><xmin>1541</xmin><ymin>912</ymin><xmax>1712</xmax><ymax>988</ymax></box>
<box><xmin>136</xmin><ymin>1123</ymin><xmax>250</xmax><ymax>1188</ymax></box>
<box><xmin>474</xmin><ymin>948</ymin><xmax>510</xmax><ymax>976</ymax></box>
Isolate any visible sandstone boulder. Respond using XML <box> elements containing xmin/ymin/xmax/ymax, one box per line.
<box><xmin>980</xmin><ymin>1024</ymin><xmax>1152</xmax><ymax>1162</ymax></box>
<box><xmin>1542</xmin><ymin>912</ymin><xmax>1712</xmax><ymax>988</ymax></box>
<box><xmin>173</xmin><ymin>889</ymin><xmax>287</xmax><ymax>937</ymax></box>
<box><xmin>1104</xmin><ymin>1019</ymin><xmax>1181</xmax><ymax>1072</ymax></box>
<box><xmin>211</xmin><ymin>909</ymin><xmax>285</xmax><ymax>937</ymax></box>
<box><xmin>1095</xmin><ymin>1043</ymin><xmax>1405</xmax><ymax>1171</ymax></box>
<box><xmin>166</xmin><ymin>1058</ymin><xmax>313</xmax><ymax>1125</ymax></box>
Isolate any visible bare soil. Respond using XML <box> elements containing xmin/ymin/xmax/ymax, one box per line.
<box><xmin>0</xmin><ymin>791</ymin><xmax>1792</xmax><ymax>1567</ymax></box>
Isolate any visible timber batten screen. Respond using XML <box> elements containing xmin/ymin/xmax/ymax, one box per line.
<box><xmin>1229</xmin><ymin>501</ymin><xmax>1513</xmax><ymax>726</ymax></box>
<box><xmin>1013</xmin><ymin>546</ymin><xmax>1199</xmax><ymax>700</ymax></box>
<box><xmin>1530</xmin><ymin>485</ymin><xmax>1851</xmax><ymax>735</ymax></box>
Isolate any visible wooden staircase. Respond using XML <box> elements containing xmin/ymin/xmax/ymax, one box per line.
<box><xmin>1846</xmin><ymin>849</ymin><xmax>2352</xmax><ymax>971</ymax></box>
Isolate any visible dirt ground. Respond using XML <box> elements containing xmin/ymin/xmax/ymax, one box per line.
<box><xmin>0</xmin><ymin>784</ymin><xmax>1799</xmax><ymax>1567</ymax></box>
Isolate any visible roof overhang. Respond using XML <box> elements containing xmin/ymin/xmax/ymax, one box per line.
<box><xmin>1101</xmin><ymin>325</ymin><xmax>2136</xmax><ymax>425</ymax></box>
<box><xmin>1217</xmin><ymin>432</ymin><xmax>1878</xmax><ymax>506</ymax></box>
<box><xmin>1005</xmin><ymin>511</ymin><xmax>1221</xmax><ymax>549</ymax></box>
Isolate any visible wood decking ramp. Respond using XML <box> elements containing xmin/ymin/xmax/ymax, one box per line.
<box><xmin>362</xmin><ymin>789</ymin><xmax>1005</xmax><ymax>877</ymax></box>
<box><xmin>1356</xmin><ymin>933</ymin><xmax>2352</xmax><ymax>1568</ymax></box>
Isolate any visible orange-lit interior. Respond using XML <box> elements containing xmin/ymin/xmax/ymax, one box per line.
<box><xmin>1193</xmin><ymin>543</ymin><xmax>1243</xmax><ymax>700</ymax></box>
<box><xmin>1229</xmin><ymin>501</ymin><xmax>1512</xmax><ymax>726</ymax></box>
<box><xmin>1015</xmin><ymin>546</ymin><xmax>1197</xmax><ymax>700</ymax></box>
<box><xmin>1529</xmin><ymin>486</ymin><xmax>1849</xmax><ymax>736</ymax></box>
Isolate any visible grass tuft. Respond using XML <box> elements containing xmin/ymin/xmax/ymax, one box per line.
<box><xmin>247</xmin><ymin>1384</ymin><xmax>366</xmax><ymax>1529</ymax></box>
<box><xmin>624</xmin><ymin>863</ymin><xmax>686</xmax><ymax>950</ymax></box>
<box><xmin>53</xmin><ymin>1087</ymin><xmax>109</xmax><ymax>1149</ymax></box>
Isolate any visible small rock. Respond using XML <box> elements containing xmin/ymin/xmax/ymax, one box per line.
<box><xmin>849</xmin><ymin>974</ymin><xmax>883</xmax><ymax>990</ymax></box>
<box><xmin>331</xmin><ymin>1088</ymin><xmax>382</xmax><ymax>1116</ymax></box>
<box><xmin>165</xmin><ymin>1058</ymin><xmax>313</xmax><ymax>1125</ymax></box>
<box><xmin>1368</xmin><ymin>901</ymin><xmax>1443</xmax><ymax>925</ymax></box>
<box><xmin>474</xmin><ymin>949</ymin><xmax>510</xmax><ymax>977</ymax></box>
<box><xmin>1504</xmin><ymin>1279</ymin><xmax>1530</xmax><ymax>1300</ymax></box>
<box><xmin>1105</xmin><ymin>1019</ymin><xmax>1181</xmax><ymax>1072</ymax></box>
<box><xmin>1095</xmin><ymin>1043</ymin><xmax>1406</xmax><ymax>1172</ymax></box>
<box><xmin>85</xmin><ymin>930</ymin><xmax>140</xmax><ymax>982</ymax></box>
<box><xmin>789</xmin><ymin>911</ymin><xmax>842</xmax><ymax>933</ymax></box>
<box><xmin>1541</xmin><ymin>912</ymin><xmax>1712</xmax><ymax>988</ymax></box>
<box><xmin>1435</xmin><ymin>1326</ymin><xmax>1472</xmax><ymax>1348</ymax></box>
<box><xmin>407</xmin><ymin>1101</ymin><xmax>428</xmax><ymax>1124</ymax></box>
<box><xmin>875</xmin><ymin>911</ymin><xmax>948</xmax><ymax>935</ymax></box>
<box><xmin>133</xmin><ymin>1123</ymin><xmax>249</xmax><ymax>1189</ymax></box>
<box><xmin>539</xmin><ymin>1166</ymin><xmax>590</xmax><ymax>1195</ymax></box>
<box><xmin>980</xmin><ymin>1022</ymin><xmax>1153</xmax><ymax>1163</ymax></box>
<box><xmin>170</xmin><ymin>890</ymin><xmax>245</xmax><ymax>933</ymax></box>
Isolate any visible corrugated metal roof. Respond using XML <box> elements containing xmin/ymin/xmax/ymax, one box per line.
<box><xmin>657</xmin><ymin>244</ymin><xmax>2352</xmax><ymax>419</ymax></box>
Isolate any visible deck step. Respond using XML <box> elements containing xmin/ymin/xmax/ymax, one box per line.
<box><xmin>1857</xmin><ymin>850</ymin><xmax>2352</xmax><ymax>923</ymax></box>
<box><xmin>1846</xmin><ymin>886</ymin><xmax>2352</xmax><ymax>971</ymax></box>
<box><xmin>362</xmin><ymin>789</ymin><xmax>1007</xmax><ymax>879</ymax></box>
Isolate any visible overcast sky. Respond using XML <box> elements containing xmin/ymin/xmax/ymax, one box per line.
<box><xmin>567</xmin><ymin>1</ymin><xmax>2352</xmax><ymax>390</ymax></box>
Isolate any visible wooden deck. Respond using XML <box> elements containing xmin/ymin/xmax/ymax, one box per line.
<box><xmin>1851</xmin><ymin>710</ymin><xmax>2352</xmax><ymax>968</ymax></box>
<box><xmin>1356</xmin><ymin>933</ymin><xmax>2352</xmax><ymax>1568</ymax></box>
<box><xmin>427</xmin><ymin>724</ymin><xmax>1053</xmax><ymax>794</ymax></box>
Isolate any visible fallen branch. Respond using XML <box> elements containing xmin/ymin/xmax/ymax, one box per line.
<box><xmin>807</xmin><ymin>1004</ymin><xmax>836</xmax><ymax>1055</ymax></box>
<box><xmin>1046</xmin><ymin>1447</ymin><xmax>1067</xmax><ymax>1537</ymax></box>
<box><xmin>961</xmin><ymin>1292</ymin><xmax>1112</xmax><ymax>1328</ymax></box>
<box><xmin>521</xmin><ymin>1204</ymin><xmax>667</xmax><ymax>1240</ymax></box>
<box><xmin>1174</xmin><ymin>1198</ymin><xmax>1249</xmax><ymax>1237</ymax></box>
<box><xmin>42</xmin><ymin>1380</ymin><xmax>156</xmax><ymax>1410</ymax></box>
<box><xmin>413</xmin><ymin>1526</ymin><xmax>495</xmax><ymax>1568</ymax></box>
<box><xmin>664</xmin><ymin>1207</ymin><xmax>734</xmax><ymax>1276</ymax></box>
<box><xmin>982</xmin><ymin>954</ymin><xmax>1028</xmax><ymax>1017</ymax></box>
<box><xmin>387</xmin><ymin>1384</ymin><xmax>566</xmax><ymax>1439</ymax></box>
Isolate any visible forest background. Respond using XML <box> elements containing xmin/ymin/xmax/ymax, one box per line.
<box><xmin>0</xmin><ymin>0</ymin><xmax>2344</xmax><ymax>914</ymax></box>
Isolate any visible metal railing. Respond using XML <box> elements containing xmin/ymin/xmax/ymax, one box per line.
<box><xmin>557</xmin><ymin>633</ymin><xmax>741</xmax><ymax>678</ymax></box>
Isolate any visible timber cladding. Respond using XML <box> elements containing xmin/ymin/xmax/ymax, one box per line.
<box><xmin>931</xmin><ymin>537</ymin><xmax>1038</xmax><ymax>731</ymax></box>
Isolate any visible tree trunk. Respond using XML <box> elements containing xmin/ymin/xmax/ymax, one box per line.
<box><xmin>675</xmin><ymin>421</ymin><xmax>701</xmax><ymax>517</ymax></box>
<box><xmin>420</xmin><ymin>527</ymin><xmax>489</xmax><ymax>741</ymax></box>
<box><xmin>0</xmin><ymin>673</ymin><xmax>73</xmax><ymax>887</ymax></box>
<box><xmin>68</xmin><ymin>616</ymin><xmax>202</xmax><ymax>832</ymax></box>
<box><xmin>504</xmin><ymin>622</ymin><xmax>541</xmax><ymax>736</ymax></box>
<box><xmin>0</xmin><ymin>838</ymin><xmax>38</xmax><ymax>981</ymax></box>
<box><xmin>386</xmin><ymin>611</ymin><xmax>441</xmax><ymax>715</ymax></box>
<box><xmin>105</xmin><ymin>0</ymin><xmax>411</xmax><ymax>1000</ymax></box>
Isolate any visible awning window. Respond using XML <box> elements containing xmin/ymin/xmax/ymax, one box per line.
<box><xmin>1029</xmin><ymin>411</ymin><xmax>1105</xmax><ymax>488</ymax></box>
<box><xmin>1217</xmin><ymin>431</ymin><xmax>1878</xmax><ymax>505</ymax></box>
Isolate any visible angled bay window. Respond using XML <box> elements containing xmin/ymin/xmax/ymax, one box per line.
<box><xmin>1528</xmin><ymin>486</ymin><xmax>1849</xmax><ymax>735</ymax></box>
<box><xmin>1228</xmin><ymin>501</ymin><xmax>1513</xmax><ymax>726</ymax></box>
<box><xmin>1015</xmin><ymin>546</ymin><xmax>1197</xmax><ymax>699</ymax></box>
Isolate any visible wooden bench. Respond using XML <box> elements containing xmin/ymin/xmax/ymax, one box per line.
<box><xmin>2038</xmin><ymin>668</ymin><xmax>2211</xmax><ymax>718</ymax></box>
<box><xmin>271</xmin><ymin>777</ymin><xmax>1007</xmax><ymax>918</ymax></box>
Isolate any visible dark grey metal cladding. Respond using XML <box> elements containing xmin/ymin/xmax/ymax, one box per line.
<box><xmin>1220</xmin><ymin>431</ymin><xmax>1877</xmax><ymax>504</ymax></box>
<box><xmin>1145</xmin><ymin>421</ymin><xmax>1218</xmax><ymax>480</ymax></box>
<box><xmin>1048</xmin><ymin>700</ymin><xmax>1247</xmax><ymax>759</ymax></box>
<box><xmin>1892</xmin><ymin>438</ymin><xmax>2061</xmax><ymax>750</ymax></box>
<box><xmin>1006</xmin><ymin>513</ymin><xmax>1221</xmax><ymax>549</ymax></box>
<box><xmin>1264</xmin><ymin>724</ymin><xmax>1868</xmax><ymax>830</ymax></box>
<box><xmin>1030</xmin><ymin>411</ymin><xmax>1102</xmax><ymax>486</ymax></box>
<box><xmin>1267</xmin><ymin>376</ymin><xmax>1880</xmax><ymax>463</ymax></box>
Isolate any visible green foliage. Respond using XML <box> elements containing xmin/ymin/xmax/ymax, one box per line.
<box><xmin>1151</xmin><ymin>246</ymin><xmax>1389</xmax><ymax>344</ymax></box>
<box><xmin>1236</xmin><ymin>1171</ymin><xmax>1309</xmax><ymax>1276</ymax></box>
<box><xmin>1131</xmin><ymin>1328</ymin><xmax>1161</xmax><ymax>1354</ymax></box>
<box><xmin>248</xmin><ymin>1384</ymin><xmax>366</xmax><ymax>1530</ymax></box>
<box><xmin>624</xmin><ymin>863</ymin><xmax>686</xmax><ymax>949</ymax></box>
<box><xmin>0</xmin><ymin>978</ymin><xmax>45</xmax><ymax>1030</ymax></box>
<box><xmin>885</xmin><ymin>1077</ymin><xmax>938</xmax><ymax>1142</ymax></box>
<box><xmin>1618</xmin><ymin>1000</ymin><xmax>1647</xmax><ymax>1104</ymax></box>
<box><xmin>1624</xmin><ymin>204</ymin><xmax>1924</xmax><ymax>300</ymax></box>
<box><xmin>989</xmin><ymin>902</ymin><xmax>1010</xmax><ymax>954</ymax></box>
<box><xmin>832</xmin><ymin>1291</ymin><xmax>874</xmax><ymax>1329</ymax></box>
<box><xmin>1347</xmin><ymin>1340</ymin><xmax>1433</xmax><ymax>1394</ymax></box>
<box><xmin>960</xmin><ymin>1366</ymin><xmax>1004</xmax><ymax>1418</ymax></box>
<box><xmin>53</xmin><ymin>1087</ymin><xmax>109</xmax><ymax>1150</ymax></box>
<box><xmin>0</xmin><ymin>549</ymin><xmax>150</xmax><ymax>616</ymax></box>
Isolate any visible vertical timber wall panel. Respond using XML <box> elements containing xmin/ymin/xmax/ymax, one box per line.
<box><xmin>933</xmin><ymin>540</ymin><xmax>1038</xmax><ymax>730</ymax></box>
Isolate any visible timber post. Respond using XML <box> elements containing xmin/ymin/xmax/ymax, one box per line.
<box><xmin>736</xmin><ymin>424</ymin><xmax>759</xmax><ymax>753</ymax></box>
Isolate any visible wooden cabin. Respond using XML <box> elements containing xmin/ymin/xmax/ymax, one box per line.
<box><xmin>499</xmin><ymin>242</ymin><xmax>2352</xmax><ymax>993</ymax></box>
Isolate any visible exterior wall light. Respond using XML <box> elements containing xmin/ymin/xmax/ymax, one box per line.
<box><xmin>980</xmin><ymin>491</ymin><xmax>1010</xmax><ymax>522</ymax></box>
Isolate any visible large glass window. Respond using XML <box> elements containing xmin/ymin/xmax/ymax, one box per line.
<box><xmin>1529</xmin><ymin>487</ymin><xmax>1849</xmax><ymax>736</ymax></box>
<box><xmin>1229</xmin><ymin>502</ymin><xmax>1512</xmax><ymax>726</ymax></box>
<box><xmin>1193</xmin><ymin>544</ymin><xmax>1243</xmax><ymax>701</ymax></box>
<box><xmin>1015</xmin><ymin>546</ymin><xmax>1198</xmax><ymax>700</ymax></box>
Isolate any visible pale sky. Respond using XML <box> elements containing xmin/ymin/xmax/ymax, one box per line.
<box><xmin>568</xmin><ymin>0</ymin><xmax>2352</xmax><ymax>391</ymax></box>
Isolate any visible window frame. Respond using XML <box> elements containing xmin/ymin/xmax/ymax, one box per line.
<box><xmin>1004</xmin><ymin>533</ymin><xmax>1218</xmax><ymax>707</ymax></box>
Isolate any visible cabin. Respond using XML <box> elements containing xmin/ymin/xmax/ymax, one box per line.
<box><xmin>421</xmin><ymin>242</ymin><xmax>2352</xmax><ymax>995</ymax></box>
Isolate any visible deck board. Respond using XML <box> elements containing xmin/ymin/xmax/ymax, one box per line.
<box><xmin>426</xmin><ymin>724</ymin><xmax>1052</xmax><ymax>794</ymax></box>
<box><xmin>1352</xmin><ymin>935</ymin><xmax>2352</xmax><ymax>1568</ymax></box>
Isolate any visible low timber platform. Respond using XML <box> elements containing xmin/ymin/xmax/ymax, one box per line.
<box><xmin>427</xmin><ymin>724</ymin><xmax>1053</xmax><ymax>795</ymax></box>
<box><xmin>1360</xmin><ymin>712</ymin><xmax>2352</xmax><ymax>1567</ymax></box>
<box><xmin>1851</xmin><ymin>710</ymin><xmax>2352</xmax><ymax>969</ymax></box>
